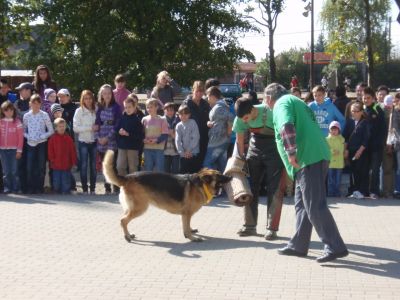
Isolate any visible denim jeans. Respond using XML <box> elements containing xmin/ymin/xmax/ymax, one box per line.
<box><xmin>52</xmin><ymin>170</ymin><xmax>71</xmax><ymax>193</ymax></box>
<box><xmin>78</xmin><ymin>142</ymin><xmax>97</xmax><ymax>192</ymax></box>
<box><xmin>0</xmin><ymin>149</ymin><xmax>20</xmax><ymax>192</ymax></box>
<box><xmin>327</xmin><ymin>168</ymin><xmax>342</xmax><ymax>197</ymax></box>
<box><xmin>143</xmin><ymin>149</ymin><xmax>164</xmax><ymax>172</ymax></box>
<box><xmin>26</xmin><ymin>142</ymin><xmax>47</xmax><ymax>193</ymax></box>
<box><xmin>203</xmin><ymin>142</ymin><xmax>229</xmax><ymax>173</ymax></box>
<box><xmin>369</xmin><ymin>149</ymin><xmax>383</xmax><ymax>195</ymax></box>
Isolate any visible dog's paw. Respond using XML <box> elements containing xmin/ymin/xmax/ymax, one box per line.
<box><xmin>124</xmin><ymin>234</ymin><xmax>136</xmax><ymax>242</ymax></box>
<box><xmin>191</xmin><ymin>229</ymin><xmax>199</xmax><ymax>233</ymax></box>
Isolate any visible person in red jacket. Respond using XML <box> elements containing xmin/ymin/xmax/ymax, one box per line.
<box><xmin>48</xmin><ymin>118</ymin><xmax>77</xmax><ymax>194</ymax></box>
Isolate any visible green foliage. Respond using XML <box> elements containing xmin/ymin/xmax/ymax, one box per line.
<box><xmin>3</xmin><ymin>0</ymin><xmax>254</xmax><ymax>97</ymax></box>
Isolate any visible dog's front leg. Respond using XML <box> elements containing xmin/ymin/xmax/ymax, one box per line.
<box><xmin>182</xmin><ymin>214</ymin><xmax>202</xmax><ymax>242</ymax></box>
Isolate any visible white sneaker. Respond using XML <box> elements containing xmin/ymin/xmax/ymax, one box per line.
<box><xmin>369</xmin><ymin>193</ymin><xmax>378</xmax><ymax>199</ymax></box>
<box><xmin>353</xmin><ymin>191</ymin><xmax>364</xmax><ymax>199</ymax></box>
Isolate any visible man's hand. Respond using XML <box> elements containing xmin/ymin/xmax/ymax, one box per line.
<box><xmin>288</xmin><ymin>155</ymin><xmax>300</xmax><ymax>169</ymax></box>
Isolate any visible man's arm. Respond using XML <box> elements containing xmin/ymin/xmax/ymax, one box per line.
<box><xmin>280</xmin><ymin>123</ymin><xmax>300</xmax><ymax>168</ymax></box>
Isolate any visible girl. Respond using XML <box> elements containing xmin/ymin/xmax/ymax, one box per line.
<box><xmin>95</xmin><ymin>84</ymin><xmax>122</xmax><ymax>194</ymax></box>
<box><xmin>343</xmin><ymin>102</ymin><xmax>370</xmax><ymax>199</ymax></box>
<box><xmin>73</xmin><ymin>90</ymin><xmax>98</xmax><ymax>194</ymax></box>
<box><xmin>151</xmin><ymin>70</ymin><xmax>179</xmax><ymax>106</ymax></box>
<box><xmin>0</xmin><ymin>101</ymin><xmax>24</xmax><ymax>193</ymax></box>
<box><xmin>32</xmin><ymin>65</ymin><xmax>57</xmax><ymax>101</ymax></box>
<box><xmin>42</xmin><ymin>88</ymin><xmax>58</xmax><ymax>118</ymax></box>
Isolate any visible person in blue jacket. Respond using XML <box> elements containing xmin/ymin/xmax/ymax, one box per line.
<box><xmin>309</xmin><ymin>85</ymin><xmax>345</xmax><ymax>137</ymax></box>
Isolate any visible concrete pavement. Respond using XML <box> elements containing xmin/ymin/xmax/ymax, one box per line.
<box><xmin>1</xmin><ymin>190</ymin><xmax>399</xmax><ymax>299</ymax></box>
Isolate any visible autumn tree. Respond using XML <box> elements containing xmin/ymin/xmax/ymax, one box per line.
<box><xmin>320</xmin><ymin>0</ymin><xmax>390</xmax><ymax>86</ymax></box>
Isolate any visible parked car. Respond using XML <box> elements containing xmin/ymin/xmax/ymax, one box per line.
<box><xmin>219</xmin><ymin>83</ymin><xmax>242</xmax><ymax>103</ymax></box>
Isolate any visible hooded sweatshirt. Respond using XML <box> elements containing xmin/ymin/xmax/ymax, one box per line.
<box><xmin>208</xmin><ymin>99</ymin><xmax>234</xmax><ymax>147</ymax></box>
<box><xmin>309</xmin><ymin>99</ymin><xmax>345</xmax><ymax>137</ymax></box>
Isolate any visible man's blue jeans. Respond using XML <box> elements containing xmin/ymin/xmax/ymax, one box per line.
<box><xmin>0</xmin><ymin>149</ymin><xmax>20</xmax><ymax>192</ymax></box>
<box><xmin>203</xmin><ymin>143</ymin><xmax>229</xmax><ymax>173</ymax></box>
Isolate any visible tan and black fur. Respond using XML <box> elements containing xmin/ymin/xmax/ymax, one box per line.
<box><xmin>103</xmin><ymin>150</ymin><xmax>232</xmax><ymax>242</ymax></box>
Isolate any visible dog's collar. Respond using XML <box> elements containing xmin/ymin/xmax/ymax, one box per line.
<box><xmin>202</xmin><ymin>184</ymin><xmax>213</xmax><ymax>204</ymax></box>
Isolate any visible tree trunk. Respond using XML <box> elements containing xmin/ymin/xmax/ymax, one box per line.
<box><xmin>364</xmin><ymin>0</ymin><xmax>374</xmax><ymax>87</ymax></box>
<box><xmin>268</xmin><ymin>28</ymin><xmax>276</xmax><ymax>83</ymax></box>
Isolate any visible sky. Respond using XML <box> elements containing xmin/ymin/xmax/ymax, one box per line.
<box><xmin>237</xmin><ymin>0</ymin><xmax>400</xmax><ymax>61</ymax></box>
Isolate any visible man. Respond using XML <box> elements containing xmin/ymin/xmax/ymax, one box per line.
<box><xmin>265</xmin><ymin>83</ymin><xmax>348</xmax><ymax>263</ymax></box>
<box><xmin>233</xmin><ymin>97</ymin><xmax>285</xmax><ymax>240</ymax></box>
<box><xmin>344</xmin><ymin>82</ymin><xmax>367</xmax><ymax>120</ymax></box>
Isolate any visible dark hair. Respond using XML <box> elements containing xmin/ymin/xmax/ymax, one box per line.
<box><xmin>304</xmin><ymin>92</ymin><xmax>314</xmax><ymax>103</ymax></box>
<box><xmin>248</xmin><ymin>90</ymin><xmax>259</xmax><ymax>105</ymax></box>
<box><xmin>377</xmin><ymin>85</ymin><xmax>389</xmax><ymax>94</ymax></box>
<box><xmin>33</xmin><ymin>65</ymin><xmax>54</xmax><ymax>92</ymax></box>
<box><xmin>206</xmin><ymin>86</ymin><xmax>222</xmax><ymax>99</ymax></box>
<box><xmin>235</xmin><ymin>97</ymin><xmax>253</xmax><ymax>118</ymax></box>
<box><xmin>335</xmin><ymin>86</ymin><xmax>346</xmax><ymax>98</ymax></box>
<box><xmin>0</xmin><ymin>100</ymin><xmax>17</xmax><ymax>119</ymax></box>
<box><xmin>178</xmin><ymin>104</ymin><xmax>191</xmax><ymax>115</ymax></box>
<box><xmin>204</xmin><ymin>78</ymin><xmax>220</xmax><ymax>90</ymax></box>
<box><xmin>0</xmin><ymin>78</ymin><xmax>8</xmax><ymax>85</ymax></box>
<box><xmin>290</xmin><ymin>87</ymin><xmax>301</xmax><ymax>95</ymax></box>
<box><xmin>363</xmin><ymin>86</ymin><xmax>375</xmax><ymax>98</ymax></box>
<box><xmin>163</xmin><ymin>102</ymin><xmax>177</xmax><ymax>111</ymax></box>
<box><xmin>114</xmin><ymin>74</ymin><xmax>126</xmax><ymax>83</ymax></box>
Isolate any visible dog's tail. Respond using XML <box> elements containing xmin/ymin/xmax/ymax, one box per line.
<box><xmin>102</xmin><ymin>150</ymin><xmax>127</xmax><ymax>187</ymax></box>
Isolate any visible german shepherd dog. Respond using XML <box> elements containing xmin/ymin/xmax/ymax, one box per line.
<box><xmin>103</xmin><ymin>151</ymin><xmax>232</xmax><ymax>242</ymax></box>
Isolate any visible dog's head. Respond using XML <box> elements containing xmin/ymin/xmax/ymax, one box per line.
<box><xmin>197</xmin><ymin>168</ymin><xmax>232</xmax><ymax>195</ymax></box>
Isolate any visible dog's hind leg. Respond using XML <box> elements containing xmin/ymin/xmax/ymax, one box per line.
<box><xmin>182</xmin><ymin>214</ymin><xmax>202</xmax><ymax>242</ymax></box>
<box><xmin>121</xmin><ymin>202</ymin><xmax>148</xmax><ymax>242</ymax></box>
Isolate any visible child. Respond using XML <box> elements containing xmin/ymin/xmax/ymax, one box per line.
<box><xmin>23</xmin><ymin>94</ymin><xmax>54</xmax><ymax>193</ymax></box>
<box><xmin>113</xmin><ymin>74</ymin><xmax>131</xmax><ymax>110</ymax></box>
<box><xmin>42</xmin><ymin>88</ymin><xmax>57</xmax><ymax>117</ymax></box>
<box><xmin>142</xmin><ymin>98</ymin><xmax>169</xmax><ymax>172</ymax></box>
<box><xmin>326</xmin><ymin>121</ymin><xmax>345</xmax><ymax>197</ymax></box>
<box><xmin>204</xmin><ymin>86</ymin><xmax>233</xmax><ymax>172</ymax></box>
<box><xmin>73</xmin><ymin>90</ymin><xmax>98</xmax><ymax>194</ymax></box>
<box><xmin>57</xmin><ymin>88</ymin><xmax>77</xmax><ymax>138</ymax></box>
<box><xmin>115</xmin><ymin>94</ymin><xmax>144</xmax><ymax>176</ymax></box>
<box><xmin>0</xmin><ymin>101</ymin><xmax>24</xmax><ymax>193</ymax></box>
<box><xmin>163</xmin><ymin>102</ymin><xmax>180</xmax><ymax>174</ymax></box>
<box><xmin>343</xmin><ymin>102</ymin><xmax>370</xmax><ymax>199</ymax></box>
<box><xmin>95</xmin><ymin>84</ymin><xmax>122</xmax><ymax>194</ymax></box>
<box><xmin>175</xmin><ymin>105</ymin><xmax>200</xmax><ymax>173</ymax></box>
<box><xmin>48</xmin><ymin>118</ymin><xmax>77</xmax><ymax>194</ymax></box>
<box><xmin>32</xmin><ymin>65</ymin><xmax>57</xmax><ymax>100</ymax></box>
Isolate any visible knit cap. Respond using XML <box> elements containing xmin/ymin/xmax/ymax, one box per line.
<box><xmin>51</xmin><ymin>103</ymin><xmax>64</xmax><ymax>117</ymax></box>
<box><xmin>384</xmin><ymin>95</ymin><xmax>394</xmax><ymax>107</ymax></box>
<box><xmin>44</xmin><ymin>88</ymin><xmax>56</xmax><ymax>101</ymax></box>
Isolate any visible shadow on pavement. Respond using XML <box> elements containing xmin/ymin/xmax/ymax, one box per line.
<box><xmin>0</xmin><ymin>193</ymin><xmax>119</xmax><ymax>205</ymax></box>
<box><xmin>130</xmin><ymin>234</ymin><xmax>290</xmax><ymax>258</ymax></box>
<box><xmin>321</xmin><ymin>243</ymin><xmax>400</xmax><ymax>279</ymax></box>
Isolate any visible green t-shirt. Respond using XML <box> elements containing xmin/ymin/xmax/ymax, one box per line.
<box><xmin>273</xmin><ymin>94</ymin><xmax>331</xmax><ymax>180</ymax></box>
<box><xmin>232</xmin><ymin>104</ymin><xmax>274</xmax><ymax>135</ymax></box>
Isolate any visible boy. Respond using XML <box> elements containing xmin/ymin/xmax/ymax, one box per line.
<box><xmin>326</xmin><ymin>121</ymin><xmax>345</xmax><ymax>197</ymax></box>
<box><xmin>163</xmin><ymin>102</ymin><xmax>180</xmax><ymax>174</ymax></box>
<box><xmin>48</xmin><ymin>118</ymin><xmax>77</xmax><ymax>194</ymax></box>
<box><xmin>115</xmin><ymin>95</ymin><xmax>144</xmax><ymax>176</ymax></box>
<box><xmin>175</xmin><ymin>105</ymin><xmax>200</xmax><ymax>173</ymax></box>
<box><xmin>23</xmin><ymin>94</ymin><xmax>54</xmax><ymax>193</ymax></box>
<box><xmin>57</xmin><ymin>88</ymin><xmax>77</xmax><ymax>138</ymax></box>
<box><xmin>113</xmin><ymin>74</ymin><xmax>131</xmax><ymax>110</ymax></box>
<box><xmin>142</xmin><ymin>98</ymin><xmax>169</xmax><ymax>172</ymax></box>
<box><xmin>203</xmin><ymin>86</ymin><xmax>233</xmax><ymax>172</ymax></box>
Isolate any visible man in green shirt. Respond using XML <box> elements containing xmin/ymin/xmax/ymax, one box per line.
<box><xmin>265</xmin><ymin>83</ymin><xmax>348</xmax><ymax>263</ymax></box>
<box><xmin>233</xmin><ymin>98</ymin><xmax>285</xmax><ymax>240</ymax></box>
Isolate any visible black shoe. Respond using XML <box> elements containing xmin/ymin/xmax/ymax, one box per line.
<box><xmin>237</xmin><ymin>228</ymin><xmax>257</xmax><ymax>237</ymax></box>
<box><xmin>277</xmin><ymin>246</ymin><xmax>307</xmax><ymax>257</ymax></box>
<box><xmin>316</xmin><ymin>250</ymin><xmax>349</xmax><ymax>263</ymax></box>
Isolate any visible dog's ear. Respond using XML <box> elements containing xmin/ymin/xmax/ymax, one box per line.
<box><xmin>200</xmin><ymin>174</ymin><xmax>213</xmax><ymax>184</ymax></box>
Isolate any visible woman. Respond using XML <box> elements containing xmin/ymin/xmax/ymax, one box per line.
<box><xmin>32</xmin><ymin>65</ymin><xmax>57</xmax><ymax>101</ymax></box>
<box><xmin>150</xmin><ymin>70</ymin><xmax>180</xmax><ymax>106</ymax></box>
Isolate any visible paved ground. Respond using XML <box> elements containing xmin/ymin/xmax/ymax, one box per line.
<box><xmin>1</xmin><ymin>179</ymin><xmax>400</xmax><ymax>299</ymax></box>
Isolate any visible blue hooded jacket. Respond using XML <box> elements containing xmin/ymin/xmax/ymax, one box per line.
<box><xmin>309</xmin><ymin>98</ymin><xmax>345</xmax><ymax>137</ymax></box>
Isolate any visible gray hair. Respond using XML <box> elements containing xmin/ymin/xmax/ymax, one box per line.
<box><xmin>264</xmin><ymin>83</ymin><xmax>287</xmax><ymax>101</ymax></box>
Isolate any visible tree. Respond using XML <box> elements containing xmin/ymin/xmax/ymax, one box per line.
<box><xmin>320</xmin><ymin>0</ymin><xmax>390</xmax><ymax>87</ymax></box>
<box><xmin>242</xmin><ymin>0</ymin><xmax>285</xmax><ymax>83</ymax></box>
<box><xmin>3</xmin><ymin>0</ymin><xmax>254</xmax><ymax>96</ymax></box>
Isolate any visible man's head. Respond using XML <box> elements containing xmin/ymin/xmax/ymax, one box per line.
<box><xmin>362</xmin><ymin>86</ymin><xmax>376</xmax><ymax>107</ymax></box>
<box><xmin>376</xmin><ymin>85</ymin><xmax>389</xmax><ymax>103</ymax></box>
<box><xmin>264</xmin><ymin>83</ymin><xmax>287</xmax><ymax>109</ymax></box>
<box><xmin>356</xmin><ymin>82</ymin><xmax>367</xmax><ymax>101</ymax></box>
